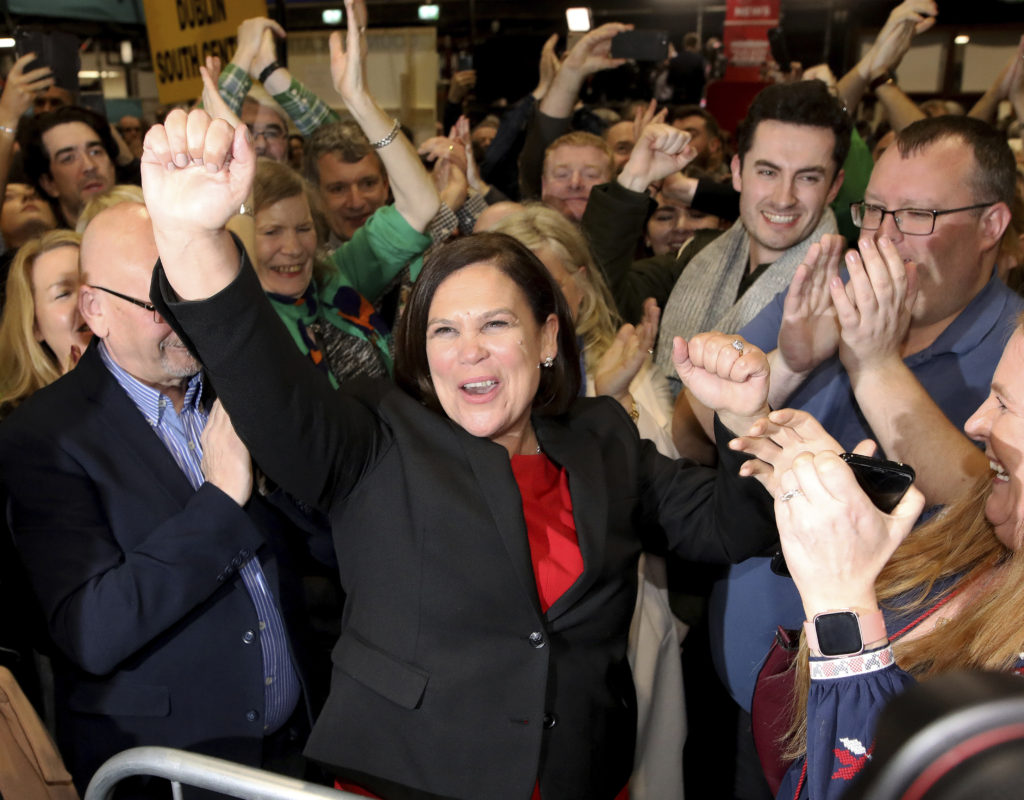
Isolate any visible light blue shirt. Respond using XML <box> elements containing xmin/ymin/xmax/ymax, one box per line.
<box><xmin>99</xmin><ymin>342</ymin><xmax>300</xmax><ymax>732</ymax></box>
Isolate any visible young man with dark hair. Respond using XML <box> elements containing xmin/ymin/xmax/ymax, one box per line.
<box><xmin>19</xmin><ymin>105</ymin><xmax>118</xmax><ymax>229</ymax></box>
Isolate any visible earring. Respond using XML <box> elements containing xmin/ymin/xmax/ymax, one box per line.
<box><xmin>542</xmin><ymin>356</ymin><xmax>554</xmax><ymax>368</ymax></box>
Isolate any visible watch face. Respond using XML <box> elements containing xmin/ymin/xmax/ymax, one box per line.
<box><xmin>815</xmin><ymin>611</ymin><xmax>863</xmax><ymax>657</ymax></box>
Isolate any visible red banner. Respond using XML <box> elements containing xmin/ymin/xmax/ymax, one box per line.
<box><xmin>723</xmin><ymin>0</ymin><xmax>780</xmax><ymax>81</ymax></box>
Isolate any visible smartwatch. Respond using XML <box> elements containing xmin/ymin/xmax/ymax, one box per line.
<box><xmin>804</xmin><ymin>609</ymin><xmax>886</xmax><ymax>658</ymax></box>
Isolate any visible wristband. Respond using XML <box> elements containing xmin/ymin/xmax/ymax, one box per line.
<box><xmin>369</xmin><ymin>118</ymin><xmax>401</xmax><ymax>150</ymax></box>
<box><xmin>869</xmin><ymin>70</ymin><xmax>897</xmax><ymax>92</ymax></box>
<box><xmin>257</xmin><ymin>61</ymin><xmax>282</xmax><ymax>85</ymax></box>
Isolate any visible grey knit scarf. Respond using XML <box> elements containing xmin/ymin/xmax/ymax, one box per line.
<box><xmin>654</xmin><ymin>208</ymin><xmax>838</xmax><ymax>377</ymax></box>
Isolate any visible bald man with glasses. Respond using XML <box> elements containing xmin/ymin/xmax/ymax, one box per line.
<box><xmin>692</xmin><ymin>115</ymin><xmax>1024</xmax><ymax>736</ymax></box>
<box><xmin>0</xmin><ymin>201</ymin><xmax>326</xmax><ymax>794</ymax></box>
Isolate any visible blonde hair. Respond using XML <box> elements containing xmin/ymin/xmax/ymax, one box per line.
<box><xmin>543</xmin><ymin>131</ymin><xmax>615</xmax><ymax>180</ymax></box>
<box><xmin>782</xmin><ymin>473</ymin><xmax>1024</xmax><ymax>761</ymax></box>
<box><xmin>76</xmin><ymin>185</ymin><xmax>146</xmax><ymax>233</ymax></box>
<box><xmin>0</xmin><ymin>230</ymin><xmax>83</xmax><ymax>412</ymax></box>
<box><xmin>490</xmin><ymin>203</ymin><xmax>620</xmax><ymax>370</ymax></box>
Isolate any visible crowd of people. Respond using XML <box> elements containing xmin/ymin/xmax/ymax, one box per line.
<box><xmin>1</xmin><ymin>0</ymin><xmax>1024</xmax><ymax>798</ymax></box>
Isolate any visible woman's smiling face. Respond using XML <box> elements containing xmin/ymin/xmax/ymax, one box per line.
<box><xmin>965</xmin><ymin>328</ymin><xmax>1024</xmax><ymax>550</ymax></box>
<box><xmin>425</xmin><ymin>262</ymin><xmax>558</xmax><ymax>455</ymax></box>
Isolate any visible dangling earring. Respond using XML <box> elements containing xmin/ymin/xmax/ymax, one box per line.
<box><xmin>542</xmin><ymin>356</ymin><xmax>554</xmax><ymax>368</ymax></box>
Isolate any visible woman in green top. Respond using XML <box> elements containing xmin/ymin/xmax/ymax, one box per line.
<box><xmin>252</xmin><ymin>158</ymin><xmax>432</xmax><ymax>386</ymax></box>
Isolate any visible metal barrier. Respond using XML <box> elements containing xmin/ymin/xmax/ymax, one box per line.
<box><xmin>83</xmin><ymin>746</ymin><xmax>362</xmax><ymax>800</ymax></box>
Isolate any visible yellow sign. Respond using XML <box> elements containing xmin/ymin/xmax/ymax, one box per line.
<box><xmin>144</xmin><ymin>0</ymin><xmax>269</xmax><ymax>105</ymax></box>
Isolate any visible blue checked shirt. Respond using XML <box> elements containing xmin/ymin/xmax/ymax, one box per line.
<box><xmin>99</xmin><ymin>343</ymin><xmax>300</xmax><ymax>733</ymax></box>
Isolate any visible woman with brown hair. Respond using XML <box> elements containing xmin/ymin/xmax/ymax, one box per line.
<box><xmin>0</xmin><ymin>229</ymin><xmax>89</xmax><ymax>418</ymax></box>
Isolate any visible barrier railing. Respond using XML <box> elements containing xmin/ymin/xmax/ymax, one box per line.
<box><xmin>83</xmin><ymin>746</ymin><xmax>362</xmax><ymax>800</ymax></box>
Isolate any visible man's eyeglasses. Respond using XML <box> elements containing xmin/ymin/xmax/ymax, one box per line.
<box><xmin>247</xmin><ymin>125</ymin><xmax>284</xmax><ymax>143</ymax></box>
<box><xmin>850</xmin><ymin>201</ymin><xmax>996</xmax><ymax>236</ymax></box>
<box><xmin>89</xmin><ymin>285</ymin><xmax>163</xmax><ymax>323</ymax></box>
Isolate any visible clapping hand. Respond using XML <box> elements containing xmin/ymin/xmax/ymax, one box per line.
<box><xmin>832</xmin><ymin>236</ymin><xmax>918</xmax><ymax>376</ymax></box>
<box><xmin>329</xmin><ymin>0</ymin><xmax>370</xmax><ymax>107</ymax></box>
<box><xmin>594</xmin><ymin>297</ymin><xmax>660</xmax><ymax>404</ymax></box>
<box><xmin>201</xmin><ymin>400</ymin><xmax>253</xmax><ymax>507</ymax></box>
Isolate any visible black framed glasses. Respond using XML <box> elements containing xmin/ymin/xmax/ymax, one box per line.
<box><xmin>89</xmin><ymin>285</ymin><xmax>163</xmax><ymax>323</ymax></box>
<box><xmin>850</xmin><ymin>201</ymin><xmax>996</xmax><ymax>236</ymax></box>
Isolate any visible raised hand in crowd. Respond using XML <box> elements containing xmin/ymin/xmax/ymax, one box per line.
<box><xmin>453</xmin><ymin>115</ymin><xmax>491</xmax><ymax>197</ymax></box>
<box><xmin>539</xmin><ymin>23</ymin><xmax>631</xmax><ymax>118</ymax></box>
<box><xmin>201</xmin><ymin>57</ymin><xmax>240</xmax><ymax>126</ymax></box>
<box><xmin>447</xmin><ymin>69</ymin><xmax>476</xmax><ymax>105</ymax></box>
<box><xmin>231</xmin><ymin>16</ymin><xmax>287</xmax><ymax>82</ymax></box>
<box><xmin>141</xmin><ymin>109</ymin><xmax>253</xmax><ymax>298</ymax></box>
<box><xmin>594</xmin><ymin>297</ymin><xmax>660</xmax><ymax>411</ymax></box>
<box><xmin>329</xmin><ymin>0</ymin><xmax>438</xmax><ymax>232</ymax></box>
<box><xmin>673</xmin><ymin>332</ymin><xmax>770</xmax><ymax>439</ymax></box>
<box><xmin>532</xmin><ymin>33</ymin><xmax>560</xmax><ymax>101</ymax></box>
<box><xmin>0</xmin><ymin>53</ymin><xmax>55</xmax><ymax>192</ymax></box>
<box><xmin>970</xmin><ymin>33</ymin><xmax>1024</xmax><ymax>124</ymax></box>
<box><xmin>617</xmin><ymin>122</ymin><xmax>695</xmax><ymax>194</ymax></box>
<box><xmin>630</xmin><ymin>99</ymin><xmax>667</xmax><ymax>148</ymax></box>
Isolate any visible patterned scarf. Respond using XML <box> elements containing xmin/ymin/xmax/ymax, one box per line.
<box><xmin>267</xmin><ymin>280</ymin><xmax>392</xmax><ymax>388</ymax></box>
<box><xmin>654</xmin><ymin>208</ymin><xmax>837</xmax><ymax>377</ymax></box>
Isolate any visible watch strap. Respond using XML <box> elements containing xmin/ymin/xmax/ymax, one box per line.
<box><xmin>804</xmin><ymin>609</ymin><xmax>887</xmax><ymax>657</ymax></box>
<box><xmin>868</xmin><ymin>70</ymin><xmax>897</xmax><ymax>92</ymax></box>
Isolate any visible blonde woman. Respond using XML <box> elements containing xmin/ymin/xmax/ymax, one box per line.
<box><xmin>0</xmin><ymin>230</ymin><xmax>88</xmax><ymax>419</ymax></box>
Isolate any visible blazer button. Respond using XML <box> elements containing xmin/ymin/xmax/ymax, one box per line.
<box><xmin>245</xmin><ymin>709</ymin><xmax>259</xmax><ymax>722</ymax></box>
<box><xmin>528</xmin><ymin>631</ymin><xmax>545</xmax><ymax>648</ymax></box>
<box><xmin>543</xmin><ymin>713</ymin><xmax>558</xmax><ymax>729</ymax></box>
<box><xmin>242</xmin><ymin>630</ymin><xmax>255</xmax><ymax>644</ymax></box>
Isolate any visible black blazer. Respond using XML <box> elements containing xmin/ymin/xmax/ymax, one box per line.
<box><xmin>0</xmin><ymin>342</ymin><xmax>314</xmax><ymax>794</ymax></box>
<box><xmin>156</xmin><ymin>255</ymin><xmax>777</xmax><ymax>800</ymax></box>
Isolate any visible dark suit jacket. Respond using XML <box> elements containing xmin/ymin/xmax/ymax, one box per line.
<box><xmin>0</xmin><ymin>341</ymin><xmax>314</xmax><ymax>795</ymax></box>
<box><xmin>156</xmin><ymin>256</ymin><xmax>777</xmax><ymax>800</ymax></box>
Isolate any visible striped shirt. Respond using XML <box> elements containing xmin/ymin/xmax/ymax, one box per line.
<box><xmin>98</xmin><ymin>343</ymin><xmax>300</xmax><ymax>733</ymax></box>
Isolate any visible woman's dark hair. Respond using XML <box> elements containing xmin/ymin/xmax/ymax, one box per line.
<box><xmin>395</xmin><ymin>232</ymin><xmax>581</xmax><ymax>418</ymax></box>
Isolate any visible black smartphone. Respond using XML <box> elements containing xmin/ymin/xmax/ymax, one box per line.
<box><xmin>611</xmin><ymin>30</ymin><xmax>670</xmax><ymax>62</ymax></box>
<box><xmin>767</xmin><ymin>27</ymin><xmax>790</xmax><ymax>68</ymax></box>
<box><xmin>14</xmin><ymin>28</ymin><xmax>80</xmax><ymax>93</ymax></box>
<box><xmin>770</xmin><ymin>453</ymin><xmax>916</xmax><ymax>577</ymax></box>
<box><xmin>456</xmin><ymin>51</ymin><xmax>474</xmax><ymax>71</ymax></box>
<box><xmin>840</xmin><ymin>453</ymin><xmax>916</xmax><ymax>513</ymax></box>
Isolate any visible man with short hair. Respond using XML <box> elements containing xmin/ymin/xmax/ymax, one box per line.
<box><xmin>19</xmin><ymin>106</ymin><xmax>118</xmax><ymax>229</ymax></box>
<box><xmin>303</xmin><ymin>120</ymin><xmax>390</xmax><ymax>245</ymax></box>
<box><xmin>32</xmin><ymin>85</ymin><xmax>73</xmax><ymax>115</ymax></box>
<box><xmin>241</xmin><ymin>94</ymin><xmax>290</xmax><ymax>162</ymax></box>
<box><xmin>707</xmin><ymin>115</ymin><xmax>1023</xmax><ymax>793</ymax></box>
<box><xmin>540</xmin><ymin>130</ymin><xmax>614</xmax><ymax>222</ymax></box>
<box><xmin>653</xmin><ymin>81</ymin><xmax>851</xmax><ymax>391</ymax></box>
<box><xmin>117</xmin><ymin>114</ymin><xmax>145</xmax><ymax>159</ymax></box>
<box><xmin>667</xmin><ymin>104</ymin><xmax>727</xmax><ymax>178</ymax></box>
<box><xmin>0</xmin><ymin>202</ymin><xmax>319</xmax><ymax>794</ymax></box>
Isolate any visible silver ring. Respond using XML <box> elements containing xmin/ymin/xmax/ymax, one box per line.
<box><xmin>731</xmin><ymin>339</ymin><xmax>744</xmax><ymax>352</ymax></box>
<box><xmin>778</xmin><ymin>489</ymin><xmax>803</xmax><ymax>503</ymax></box>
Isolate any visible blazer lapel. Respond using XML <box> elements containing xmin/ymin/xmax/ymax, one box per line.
<box><xmin>453</xmin><ymin>421</ymin><xmax>543</xmax><ymax>617</ymax></box>
<box><xmin>534</xmin><ymin>416</ymin><xmax>608</xmax><ymax>621</ymax></box>
<box><xmin>75</xmin><ymin>344</ymin><xmax>198</xmax><ymax>506</ymax></box>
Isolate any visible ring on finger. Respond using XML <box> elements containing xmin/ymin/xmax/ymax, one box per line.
<box><xmin>778</xmin><ymin>488</ymin><xmax>803</xmax><ymax>503</ymax></box>
<box><xmin>731</xmin><ymin>339</ymin><xmax>744</xmax><ymax>353</ymax></box>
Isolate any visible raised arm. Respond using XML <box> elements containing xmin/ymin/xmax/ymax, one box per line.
<box><xmin>330</xmin><ymin>0</ymin><xmax>438</xmax><ymax>232</ymax></box>
<box><xmin>835</xmin><ymin>0</ymin><xmax>936</xmax><ymax>117</ymax></box>
<box><xmin>538</xmin><ymin>23</ymin><xmax>630</xmax><ymax>119</ymax></box>
<box><xmin>970</xmin><ymin>35</ymin><xmax>1024</xmax><ymax>124</ymax></box>
<box><xmin>0</xmin><ymin>55</ymin><xmax>54</xmax><ymax>203</ymax></box>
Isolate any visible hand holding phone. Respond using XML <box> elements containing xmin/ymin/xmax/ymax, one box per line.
<box><xmin>770</xmin><ymin>453</ymin><xmax>916</xmax><ymax>577</ymax></box>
